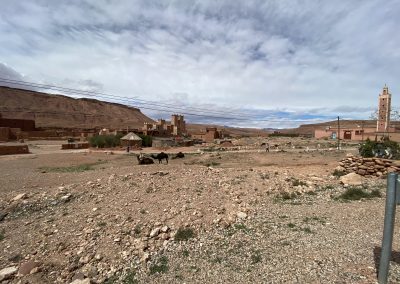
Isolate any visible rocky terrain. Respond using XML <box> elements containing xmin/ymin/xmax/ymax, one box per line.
<box><xmin>0</xmin><ymin>143</ymin><xmax>398</xmax><ymax>283</ymax></box>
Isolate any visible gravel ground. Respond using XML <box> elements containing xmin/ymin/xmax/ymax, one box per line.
<box><xmin>0</xmin><ymin>144</ymin><xmax>398</xmax><ymax>283</ymax></box>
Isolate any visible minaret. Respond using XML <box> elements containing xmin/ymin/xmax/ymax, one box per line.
<box><xmin>376</xmin><ymin>84</ymin><xmax>391</xmax><ymax>133</ymax></box>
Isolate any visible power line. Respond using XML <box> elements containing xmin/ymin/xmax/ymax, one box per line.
<box><xmin>0</xmin><ymin>77</ymin><xmax>337</xmax><ymax>123</ymax></box>
<box><xmin>0</xmin><ymin>77</ymin><xmax>252</xmax><ymax>118</ymax></box>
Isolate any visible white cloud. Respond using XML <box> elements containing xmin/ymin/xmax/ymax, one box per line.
<box><xmin>0</xmin><ymin>0</ymin><xmax>399</xmax><ymax>128</ymax></box>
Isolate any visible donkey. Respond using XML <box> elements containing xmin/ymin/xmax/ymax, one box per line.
<box><xmin>136</xmin><ymin>154</ymin><xmax>154</xmax><ymax>165</ymax></box>
<box><xmin>151</xmin><ymin>152</ymin><xmax>169</xmax><ymax>164</ymax></box>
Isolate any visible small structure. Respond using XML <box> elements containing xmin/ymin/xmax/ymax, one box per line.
<box><xmin>120</xmin><ymin>132</ymin><xmax>142</xmax><ymax>148</ymax></box>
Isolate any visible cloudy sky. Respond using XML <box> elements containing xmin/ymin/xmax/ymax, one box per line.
<box><xmin>0</xmin><ymin>0</ymin><xmax>399</xmax><ymax>128</ymax></box>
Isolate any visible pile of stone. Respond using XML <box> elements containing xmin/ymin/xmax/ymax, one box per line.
<box><xmin>337</xmin><ymin>154</ymin><xmax>400</xmax><ymax>177</ymax></box>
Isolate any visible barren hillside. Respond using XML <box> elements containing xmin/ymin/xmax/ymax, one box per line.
<box><xmin>0</xmin><ymin>86</ymin><xmax>155</xmax><ymax>129</ymax></box>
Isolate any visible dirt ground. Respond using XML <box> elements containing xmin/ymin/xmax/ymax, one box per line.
<box><xmin>0</xmin><ymin>138</ymin><xmax>398</xmax><ymax>283</ymax></box>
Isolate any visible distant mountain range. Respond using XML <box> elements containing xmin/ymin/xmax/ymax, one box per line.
<box><xmin>0</xmin><ymin>86</ymin><xmax>155</xmax><ymax>129</ymax></box>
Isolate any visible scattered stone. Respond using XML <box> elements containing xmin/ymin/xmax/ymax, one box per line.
<box><xmin>150</xmin><ymin>227</ymin><xmax>161</xmax><ymax>238</ymax></box>
<box><xmin>60</xmin><ymin>193</ymin><xmax>72</xmax><ymax>202</ymax></box>
<box><xmin>340</xmin><ymin>173</ymin><xmax>363</xmax><ymax>186</ymax></box>
<box><xmin>236</xmin><ymin>212</ymin><xmax>248</xmax><ymax>220</ymax></box>
<box><xmin>0</xmin><ymin>211</ymin><xmax>7</xmax><ymax>222</ymax></box>
<box><xmin>161</xmin><ymin>225</ymin><xmax>169</xmax><ymax>233</ymax></box>
<box><xmin>0</xmin><ymin>266</ymin><xmax>18</xmax><ymax>281</ymax></box>
<box><xmin>12</xmin><ymin>193</ymin><xmax>27</xmax><ymax>202</ymax></box>
<box><xmin>18</xmin><ymin>260</ymin><xmax>40</xmax><ymax>276</ymax></box>
<box><xmin>69</xmin><ymin>278</ymin><xmax>91</xmax><ymax>284</ymax></box>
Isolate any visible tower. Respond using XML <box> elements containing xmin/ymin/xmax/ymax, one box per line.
<box><xmin>377</xmin><ymin>85</ymin><xmax>391</xmax><ymax>133</ymax></box>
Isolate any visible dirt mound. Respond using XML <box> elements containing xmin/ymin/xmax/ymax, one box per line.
<box><xmin>0</xmin><ymin>86</ymin><xmax>154</xmax><ymax>129</ymax></box>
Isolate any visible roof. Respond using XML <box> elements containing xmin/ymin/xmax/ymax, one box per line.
<box><xmin>121</xmin><ymin>132</ymin><xmax>142</xmax><ymax>141</ymax></box>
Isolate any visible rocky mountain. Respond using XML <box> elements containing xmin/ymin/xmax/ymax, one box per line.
<box><xmin>0</xmin><ymin>86</ymin><xmax>155</xmax><ymax>129</ymax></box>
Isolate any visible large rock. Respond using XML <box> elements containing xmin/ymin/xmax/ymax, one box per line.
<box><xmin>340</xmin><ymin>173</ymin><xmax>363</xmax><ymax>186</ymax></box>
<box><xmin>392</xmin><ymin>160</ymin><xmax>400</xmax><ymax>167</ymax></box>
<box><xmin>18</xmin><ymin>260</ymin><xmax>40</xmax><ymax>275</ymax></box>
<box><xmin>0</xmin><ymin>266</ymin><xmax>18</xmax><ymax>281</ymax></box>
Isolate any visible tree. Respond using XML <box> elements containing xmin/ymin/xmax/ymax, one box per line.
<box><xmin>370</xmin><ymin>108</ymin><xmax>400</xmax><ymax>120</ymax></box>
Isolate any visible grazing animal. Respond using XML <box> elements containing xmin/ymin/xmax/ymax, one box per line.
<box><xmin>151</xmin><ymin>152</ymin><xmax>169</xmax><ymax>164</ymax></box>
<box><xmin>136</xmin><ymin>155</ymin><xmax>154</xmax><ymax>165</ymax></box>
<box><xmin>172</xmin><ymin>152</ymin><xmax>185</xmax><ymax>159</ymax></box>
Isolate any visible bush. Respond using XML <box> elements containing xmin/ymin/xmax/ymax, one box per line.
<box><xmin>174</xmin><ymin>227</ymin><xmax>195</xmax><ymax>241</ymax></box>
<box><xmin>149</xmin><ymin>256</ymin><xmax>168</xmax><ymax>275</ymax></box>
<box><xmin>359</xmin><ymin>138</ymin><xmax>400</xmax><ymax>159</ymax></box>
<box><xmin>359</xmin><ymin>138</ymin><xmax>375</xmax><ymax>158</ymax></box>
<box><xmin>338</xmin><ymin>187</ymin><xmax>382</xmax><ymax>201</ymax></box>
<box><xmin>89</xmin><ymin>134</ymin><xmax>122</xmax><ymax>148</ymax></box>
<box><xmin>332</xmin><ymin>169</ymin><xmax>346</xmax><ymax>177</ymax></box>
<box><xmin>138</xmin><ymin>134</ymin><xmax>152</xmax><ymax>147</ymax></box>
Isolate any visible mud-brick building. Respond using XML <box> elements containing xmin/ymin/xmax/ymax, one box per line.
<box><xmin>0</xmin><ymin>114</ymin><xmax>36</xmax><ymax>131</ymax></box>
<box><xmin>0</xmin><ymin>113</ymin><xmax>36</xmax><ymax>141</ymax></box>
<box><xmin>191</xmin><ymin>127</ymin><xmax>223</xmax><ymax>143</ymax></box>
<box><xmin>142</xmin><ymin>114</ymin><xmax>186</xmax><ymax>137</ymax></box>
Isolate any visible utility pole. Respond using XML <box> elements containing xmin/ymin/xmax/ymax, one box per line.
<box><xmin>361</xmin><ymin>121</ymin><xmax>364</xmax><ymax>142</ymax></box>
<box><xmin>337</xmin><ymin>116</ymin><xmax>340</xmax><ymax>150</ymax></box>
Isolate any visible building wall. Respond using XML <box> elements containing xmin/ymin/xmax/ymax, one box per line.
<box><xmin>0</xmin><ymin>127</ymin><xmax>10</xmax><ymax>142</ymax></box>
<box><xmin>120</xmin><ymin>139</ymin><xmax>142</xmax><ymax>148</ymax></box>
<box><xmin>61</xmin><ymin>143</ymin><xmax>90</xmax><ymax>150</ymax></box>
<box><xmin>0</xmin><ymin>118</ymin><xmax>35</xmax><ymax>131</ymax></box>
<box><xmin>315</xmin><ymin>127</ymin><xmax>377</xmax><ymax>141</ymax></box>
<box><xmin>0</xmin><ymin>145</ymin><xmax>29</xmax><ymax>155</ymax></box>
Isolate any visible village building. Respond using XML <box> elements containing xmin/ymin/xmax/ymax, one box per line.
<box><xmin>0</xmin><ymin>113</ymin><xmax>36</xmax><ymax>141</ymax></box>
<box><xmin>191</xmin><ymin>127</ymin><xmax>224</xmax><ymax>143</ymax></box>
<box><xmin>314</xmin><ymin>85</ymin><xmax>400</xmax><ymax>142</ymax></box>
<box><xmin>142</xmin><ymin>114</ymin><xmax>186</xmax><ymax>137</ymax></box>
<box><xmin>120</xmin><ymin>132</ymin><xmax>142</xmax><ymax>148</ymax></box>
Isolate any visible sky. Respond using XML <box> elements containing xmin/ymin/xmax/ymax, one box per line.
<box><xmin>0</xmin><ymin>0</ymin><xmax>399</xmax><ymax>128</ymax></box>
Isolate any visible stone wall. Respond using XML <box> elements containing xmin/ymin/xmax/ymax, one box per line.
<box><xmin>0</xmin><ymin>145</ymin><xmax>29</xmax><ymax>155</ymax></box>
<box><xmin>61</xmin><ymin>143</ymin><xmax>90</xmax><ymax>150</ymax></box>
<box><xmin>338</xmin><ymin>155</ymin><xmax>400</xmax><ymax>177</ymax></box>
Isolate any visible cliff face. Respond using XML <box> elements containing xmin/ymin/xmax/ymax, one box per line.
<box><xmin>0</xmin><ymin>86</ymin><xmax>154</xmax><ymax>129</ymax></box>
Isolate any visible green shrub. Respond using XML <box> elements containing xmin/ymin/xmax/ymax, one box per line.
<box><xmin>138</xmin><ymin>134</ymin><xmax>152</xmax><ymax>147</ymax></box>
<box><xmin>338</xmin><ymin>187</ymin><xmax>382</xmax><ymax>201</ymax></box>
<box><xmin>149</xmin><ymin>256</ymin><xmax>168</xmax><ymax>275</ymax></box>
<box><xmin>175</xmin><ymin>227</ymin><xmax>195</xmax><ymax>241</ymax></box>
<box><xmin>359</xmin><ymin>138</ymin><xmax>400</xmax><ymax>159</ymax></box>
<box><xmin>332</xmin><ymin>169</ymin><xmax>346</xmax><ymax>177</ymax></box>
<box><xmin>122</xmin><ymin>268</ymin><xmax>138</xmax><ymax>284</ymax></box>
<box><xmin>359</xmin><ymin>138</ymin><xmax>375</xmax><ymax>158</ymax></box>
<box><xmin>89</xmin><ymin>134</ymin><xmax>122</xmax><ymax>148</ymax></box>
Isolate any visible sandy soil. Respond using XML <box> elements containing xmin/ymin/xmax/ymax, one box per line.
<box><xmin>0</xmin><ymin>138</ymin><xmax>397</xmax><ymax>283</ymax></box>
